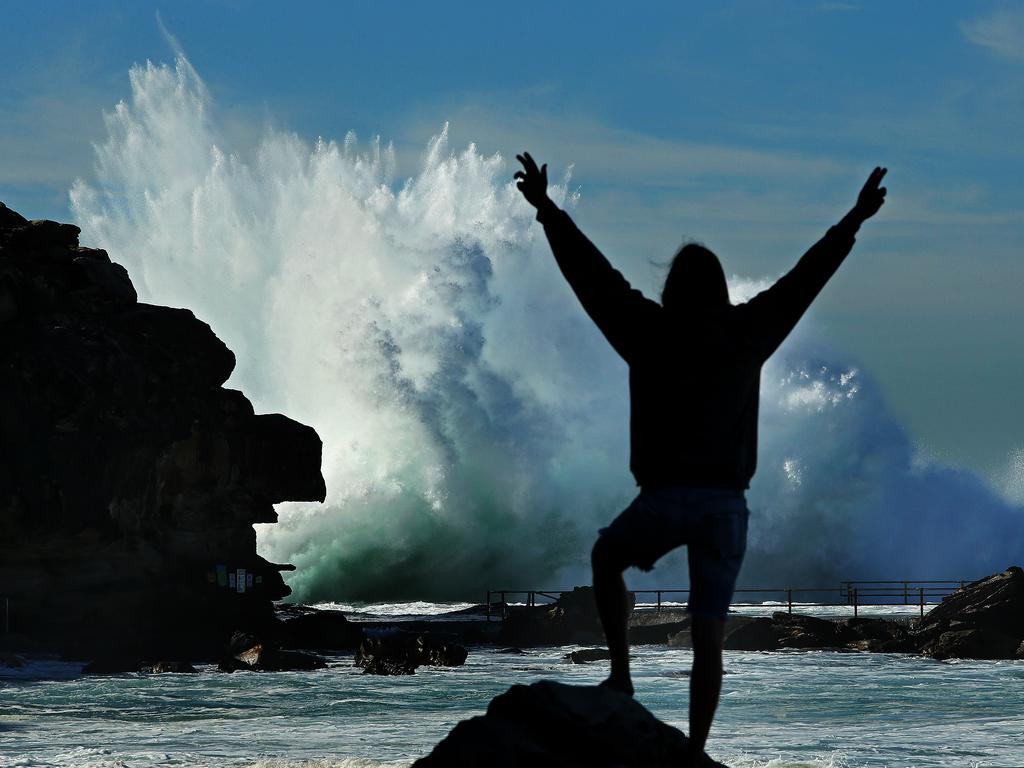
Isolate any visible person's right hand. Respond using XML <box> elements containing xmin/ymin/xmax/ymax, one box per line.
<box><xmin>514</xmin><ymin>152</ymin><xmax>549</xmax><ymax>209</ymax></box>
<box><xmin>854</xmin><ymin>167</ymin><xmax>888</xmax><ymax>221</ymax></box>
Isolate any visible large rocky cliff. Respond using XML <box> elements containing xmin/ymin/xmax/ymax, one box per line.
<box><xmin>0</xmin><ymin>202</ymin><xmax>326</xmax><ymax>659</ymax></box>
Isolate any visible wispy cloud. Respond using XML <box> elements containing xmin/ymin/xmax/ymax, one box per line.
<box><xmin>405</xmin><ymin>102</ymin><xmax>853</xmax><ymax>191</ymax></box>
<box><xmin>961</xmin><ymin>6</ymin><xmax>1024</xmax><ymax>60</ymax></box>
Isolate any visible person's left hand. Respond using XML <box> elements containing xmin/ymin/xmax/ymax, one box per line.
<box><xmin>514</xmin><ymin>152</ymin><xmax>549</xmax><ymax>209</ymax></box>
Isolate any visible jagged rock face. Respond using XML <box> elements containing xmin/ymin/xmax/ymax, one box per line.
<box><xmin>915</xmin><ymin>567</ymin><xmax>1024</xmax><ymax>660</ymax></box>
<box><xmin>0</xmin><ymin>202</ymin><xmax>327</xmax><ymax>659</ymax></box>
<box><xmin>413</xmin><ymin>681</ymin><xmax>729</xmax><ymax>768</ymax></box>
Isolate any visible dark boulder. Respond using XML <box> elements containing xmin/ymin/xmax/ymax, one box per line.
<box><xmin>280</xmin><ymin>607</ymin><xmax>364</xmax><ymax>651</ymax></box>
<box><xmin>564</xmin><ymin>648</ymin><xmax>612</xmax><ymax>664</ymax></box>
<box><xmin>221</xmin><ymin>639</ymin><xmax>326</xmax><ymax>672</ymax></box>
<box><xmin>923</xmin><ymin>628</ymin><xmax>1021</xmax><ymax>661</ymax></box>
<box><xmin>839</xmin><ymin>617</ymin><xmax>916</xmax><ymax>653</ymax></box>
<box><xmin>412</xmin><ymin>680</ymin><xmax>728</xmax><ymax>768</ymax></box>
<box><xmin>499</xmin><ymin>586</ymin><xmax>625</xmax><ymax>647</ymax></box>
<box><xmin>228</xmin><ymin>630</ymin><xmax>262</xmax><ymax>656</ymax></box>
<box><xmin>771</xmin><ymin>612</ymin><xmax>858</xmax><ymax>649</ymax></box>
<box><xmin>356</xmin><ymin>632</ymin><xmax>467</xmax><ymax>675</ymax></box>
<box><xmin>723</xmin><ymin>617</ymin><xmax>780</xmax><ymax>651</ymax></box>
<box><xmin>632</xmin><ymin>620</ymin><xmax>691</xmax><ymax>645</ymax></box>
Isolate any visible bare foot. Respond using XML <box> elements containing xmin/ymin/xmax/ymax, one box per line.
<box><xmin>599</xmin><ymin>675</ymin><xmax>634</xmax><ymax>697</ymax></box>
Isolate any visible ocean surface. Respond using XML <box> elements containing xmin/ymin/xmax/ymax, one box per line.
<box><xmin>2</xmin><ymin>602</ymin><xmax>1023</xmax><ymax>768</ymax></box>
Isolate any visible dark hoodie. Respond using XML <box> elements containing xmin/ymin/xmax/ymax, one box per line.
<box><xmin>536</xmin><ymin>200</ymin><xmax>860</xmax><ymax>490</ymax></box>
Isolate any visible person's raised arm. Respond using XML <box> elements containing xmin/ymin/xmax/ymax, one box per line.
<box><xmin>515</xmin><ymin>151</ymin><xmax>658</xmax><ymax>363</ymax></box>
<box><xmin>741</xmin><ymin>167</ymin><xmax>888</xmax><ymax>360</ymax></box>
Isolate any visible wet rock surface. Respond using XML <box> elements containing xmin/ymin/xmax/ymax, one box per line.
<box><xmin>0</xmin><ymin>202</ymin><xmax>327</xmax><ymax>660</ymax></box>
<box><xmin>413</xmin><ymin>680</ymin><xmax>728</xmax><ymax>768</ymax></box>
<box><xmin>914</xmin><ymin>567</ymin><xmax>1024</xmax><ymax>660</ymax></box>
<box><xmin>564</xmin><ymin>648</ymin><xmax>612</xmax><ymax>664</ymax></box>
<box><xmin>355</xmin><ymin>632</ymin><xmax>468</xmax><ymax>675</ymax></box>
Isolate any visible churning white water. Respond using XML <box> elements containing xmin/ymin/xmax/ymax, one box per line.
<box><xmin>70</xmin><ymin>55</ymin><xmax>1023</xmax><ymax>602</ymax></box>
<box><xmin>3</xmin><ymin>614</ymin><xmax>1024</xmax><ymax>768</ymax></box>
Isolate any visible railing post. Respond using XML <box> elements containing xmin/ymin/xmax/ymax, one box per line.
<box><xmin>501</xmin><ymin>591</ymin><xmax>506</xmax><ymax>620</ymax></box>
<box><xmin>919</xmin><ymin>587</ymin><xmax>925</xmax><ymax>619</ymax></box>
<box><xmin>486</xmin><ymin>590</ymin><xmax>491</xmax><ymax>622</ymax></box>
<box><xmin>853</xmin><ymin>588</ymin><xmax>858</xmax><ymax>618</ymax></box>
<box><xmin>656</xmin><ymin>590</ymin><xmax>662</xmax><ymax>613</ymax></box>
<box><xmin>787</xmin><ymin>588</ymin><xmax>792</xmax><ymax>615</ymax></box>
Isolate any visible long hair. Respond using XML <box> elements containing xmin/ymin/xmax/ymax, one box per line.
<box><xmin>661</xmin><ymin>241</ymin><xmax>730</xmax><ymax>313</ymax></box>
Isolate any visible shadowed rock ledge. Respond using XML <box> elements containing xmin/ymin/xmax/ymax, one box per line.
<box><xmin>0</xmin><ymin>202</ymin><xmax>326</xmax><ymax>660</ymax></box>
<box><xmin>413</xmin><ymin>680</ymin><xmax>728</xmax><ymax>768</ymax></box>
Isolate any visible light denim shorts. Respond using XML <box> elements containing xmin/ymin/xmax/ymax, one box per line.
<box><xmin>597</xmin><ymin>486</ymin><xmax>749</xmax><ymax>619</ymax></box>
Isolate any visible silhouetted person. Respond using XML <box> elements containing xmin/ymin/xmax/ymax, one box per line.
<box><xmin>515</xmin><ymin>152</ymin><xmax>887</xmax><ymax>764</ymax></box>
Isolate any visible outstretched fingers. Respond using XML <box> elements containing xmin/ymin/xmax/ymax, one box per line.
<box><xmin>517</xmin><ymin>152</ymin><xmax>540</xmax><ymax>176</ymax></box>
<box><xmin>868</xmin><ymin>166</ymin><xmax>887</xmax><ymax>189</ymax></box>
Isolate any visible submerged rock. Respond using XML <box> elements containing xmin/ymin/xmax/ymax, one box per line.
<box><xmin>0</xmin><ymin>202</ymin><xmax>327</xmax><ymax>660</ymax></box>
<box><xmin>412</xmin><ymin>680</ymin><xmax>728</xmax><ymax>768</ymax></box>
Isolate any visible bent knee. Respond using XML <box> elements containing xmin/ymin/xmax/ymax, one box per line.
<box><xmin>690</xmin><ymin>615</ymin><xmax>727</xmax><ymax>654</ymax></box>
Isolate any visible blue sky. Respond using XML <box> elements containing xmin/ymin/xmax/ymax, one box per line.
<box><xmin>2</xmin><ymin>1</ymin><xmax>1022</xmax><ymax>485</ymax></box>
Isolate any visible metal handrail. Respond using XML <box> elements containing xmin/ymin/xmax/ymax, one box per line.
<box><xmin>486</xmin><ymin>581</ymin><xmax>968</xmax><ymax>622</ymax></box>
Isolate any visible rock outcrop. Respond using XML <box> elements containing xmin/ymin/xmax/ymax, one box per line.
<box><xmin>275</xmin><ymin>604</ymin><xmax>365</xmax><ymax>651</ymax></box>
<box><xmin>498</xmin><ymin>586</ymin><xmax>625</xmax><ymax>647</ymax></box>
<box><xmin>355</xmin><ymin>632</ymin><xmax>468</xmax><ymax>675</ymax></box>
<box><xmin>914</xmin><ymin>567</ymin><xmax>1024</xmax><ymax>660</ymax></box>
<box><xmin>218</xmin><ymin>631</ymin><xmax>327</xmax><ymax>672</ymax></box>
<box><xmin>712</xmin><ymin>568</ymin><xmax>1024</xmax><ymax>659</ymax></box>
<box><xmin>0</xmin><ymin>202</ymin><xmax>327</xmax><ymax>660</ymax></box>
<box><xmin>413</xmin><ymin>680</ymin><xmax>728</xmax><ymax>768</ymax></box>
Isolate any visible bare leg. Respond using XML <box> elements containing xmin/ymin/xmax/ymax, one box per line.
<box><xmin>591</xmin><ymin>539</ymin><xmax>633</xmax><ymax>696</ymax></box>
<box><xmin>688</xmin><ymin>615</ymin><xmax>727</xmax><ymax>763</ymax></box>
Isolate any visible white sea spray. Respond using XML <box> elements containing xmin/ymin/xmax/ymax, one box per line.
<box><xmin>71</xmin><ymin>54</ymin><xmax>1024</xmax><ymax>601</ymax></box>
